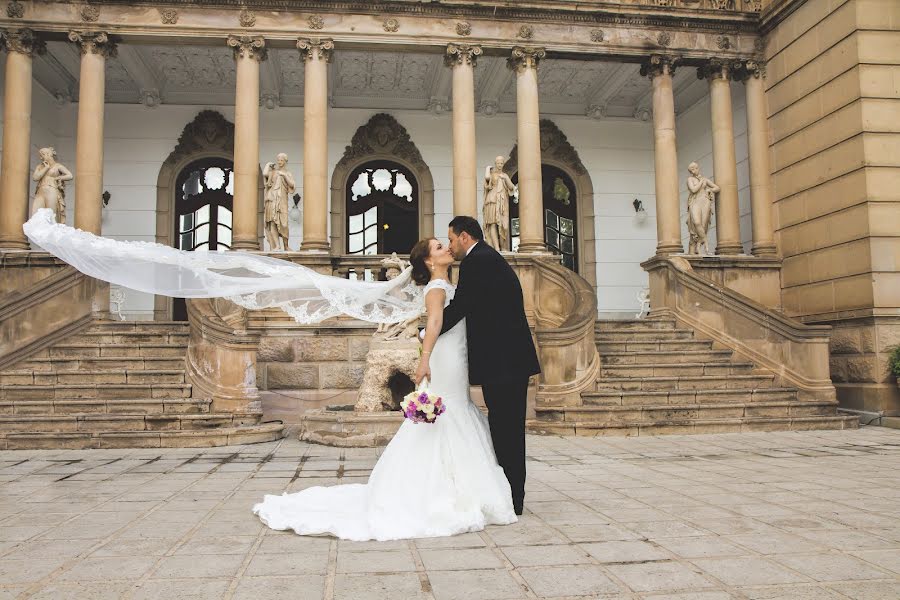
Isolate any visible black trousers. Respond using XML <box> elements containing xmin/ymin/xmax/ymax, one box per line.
<box><xmin>481</xmin><ymin>378</ymin><xmax>528</xmax><ymax>502</ymax></box>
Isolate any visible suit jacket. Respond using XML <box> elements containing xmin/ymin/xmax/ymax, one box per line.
<box><xmin>440</xmin><ymin>242</ymin><xmax>541</xmax><ymax>385</ymax></box>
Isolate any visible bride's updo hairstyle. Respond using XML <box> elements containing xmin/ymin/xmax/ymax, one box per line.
<box><xmin>409</xmin><ymin>238</ymin><xmax>435</xmax><ymax>286</ymax></box>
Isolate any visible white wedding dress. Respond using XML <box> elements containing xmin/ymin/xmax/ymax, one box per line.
<box><xmin>253</xmin><ymin>279</ymin><xmax>518</xmax><ymax>540</ymax></box>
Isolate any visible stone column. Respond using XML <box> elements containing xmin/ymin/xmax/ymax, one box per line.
<box><xmin>69</xmin><ymin>31</ymin><xmax>116</xmax><ymax>235</ymax></box>
<box><xmin>297</xmin><ymin>38</ymin><xmax>333</xmax><ymax>252</ymax></box>
<box><xmin>0</xmin><ymin>29</ymin><xmax>43</xmax><ymax>249</ymax></box>
<box><xmin>741</xmin><ymin>61</ymin><xmax>777</xmax><ymax>257</ymax></box>
<box><xmin>700</xmin><ymin>59</ymin><xmax>742</xmax><ymax>255</ymax></box>
<box><xmin>508</xmin><ymin>46</ymin><xmax>546</xmax><ymax>253</ymax></box>
<box><xmin>446</xmin><ymin>43</ymin><xmax>482</xmax><ymax>219</ymax></box>
<box><xmin>227</xmin><ymin>35</ymin><xmax>266</xmax><ymax>251</ymax></box>
<box><xmin>641</xmin><ymin>55</ymin><xmax>683</xmax><ymax>255</ymax></box>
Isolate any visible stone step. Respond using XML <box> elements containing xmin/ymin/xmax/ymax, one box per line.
<box><xmin>85</xmin><ymin>321</ymin><xmax>190</xmax><ymax>334</ymax></box>
<box><xmin>15</xmin><ymin>357</ymin><xmax>185</xmax><ymax>372</ymax></box>
<box><xmin>527</xmin><ymin>415</ymin><xmax>859</xmax><ymax>437</ymax></box>
<box><xmin>600</xmin><ymin>362</ymin><xmax>758</xmax><ymax>378</ymax></box>
<box><xmin>595</xmin><ymin>329</ymin><xmax>695</xmax><ymax>341</ymax></box>
<box><xmin>594</xmin><ymin>374</ymin><xmax>776</xmax><ymax>392</ymax></box>
<box><xmin>578</xmin><ymin>387</ymin><xmax>799</xmax><ymax>407</ymax></box>
<box><xmin>0</xmin><ymin>383</ymin><xmax>192</xmax><ymax>400</ymax></box>
<box><xmin>0</xmin><ymin>398</ymin><xmax>211</xmax><ymax>416</ymax></box>
<box><xmin>535</xmin><ymin>400</ymin><xmax>838</xmax><ymax>425</ymax></box>
<box><xmin>596</xmin><ymin>340</ymin><xmax>715</xmax><ymax>353</ymax></box>
<box><xmin>67</xmin><ymin>331</ymin><xmax>190</xmax><ymax>346</ymax></box>
<box><xmin>0</xmin><ymin>412</ymin><xmax>262</xmax><ymax>434</ymax></box>
<box><xmin>595</xmin><ymin>319</ymin><xmax>677</xmax><ymax>331</ymax></box>
<box><xmin>600</xmin><ymin>349</ymin><xmax>735</xmax><ymax>365</ymax></box>
<box><xmin>0</xmin><ymin>422</ymin><xmax>285</xmax><ymax>450</ymax></box>
<box><xmin>0</xmin><ymin>370</ymin><xmax>186</xmax><ymax>385</ymax></box>
<box><xmin>41</xmin><ymin>344</ymin><xmax>187</xmax><ymax>359</ymax></box>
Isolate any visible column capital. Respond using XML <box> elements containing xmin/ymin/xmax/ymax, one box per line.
<box><xmin>732</xmin><ymin>59</ymin><xmax>767</xmax><ymax>82</ymax></box>
<box><xmin>68</xmin><ymin>30</ymin><xmax>117</xmax><ymax>58</ymax></box>
<box><xmin>640</xmin><ymin>54</ymin><xmax>679</xmax><ymax>79</ymax></box>
<box><xmin>297</xmin><ymin>38</ymin><xmax>334</xmax><ymax>62</ymax></box>
<box><xmin>1</xmin><ymin>28</ymin><xmax>46</xmax><ymax>57</ymax></box>
<box><xmin>227</xmin><ymin>34</ymin><xmax>267</xmax><ymax>62</ymax></box>
<box><xmin>445</xmin><ymin>43</ymin><xmax>482</xmax><ymax>68</ymax></box>
<box><xmin>507</xmin><ymin>46</ymin><xmax>545</xmax><ymax>72</ymax></box>
<box><xmin>697</xmin><ymin>58</ymin><xmax>734</xmax><ymax>81</ymax></box>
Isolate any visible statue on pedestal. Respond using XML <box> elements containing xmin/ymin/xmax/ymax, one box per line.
<box><xmin>483</xmin><ymin>155</ymin><xmax>517</xmax><ymax>251</ymax></box>
<box><xmin>263</xmin><ymin>153</ymin><xmax>295</xmax><ymax>251</ymax></box>
<box><xmin>685</xmin><ymin>161</ymin><xmax>720</xmax><ymax>255</ymax></box>
<box><xmin>31</xmin><ymin>147</ymin><xmax>72</xmax><ymax>223</ymax></box>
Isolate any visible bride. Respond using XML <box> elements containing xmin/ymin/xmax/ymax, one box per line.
<box><xmin>21</xmin><ymin>209</ymin><xmax>517</xmax><ymax>541</ymax></box>
<box><xmin>252</xmin><ymin>237</ymin><xmax>517</xmax><ymax>540</ymax></box>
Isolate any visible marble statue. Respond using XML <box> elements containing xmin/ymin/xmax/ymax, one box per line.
<box><xmin>685</xmin><ymin>162</ymin><xmax>720</xmax><ymax>255</ymax></box>
<box><xmin>483</xmin><ymin>156</ymin><xmax>517</xmax><ymax>251</ymax></box>
<box><xmin>31</xmin><ymin>147</ymin><xmax>73</xmax><ymax>223</ymax></box>
<box><xmin>263</xmin><ymin>153</ymin><xmax>295</xmax><ymax>251</ymax></box>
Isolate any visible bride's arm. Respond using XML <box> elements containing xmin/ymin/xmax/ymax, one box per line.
<box><xmin>415</xmin><ymin>288</ymin><xmax>445</xmax><ymax>385</ymax></box>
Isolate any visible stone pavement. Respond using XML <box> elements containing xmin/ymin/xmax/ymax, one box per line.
<box><xmin>1</xmin><ymin>429</ymin><xmax>899</xmax><ymax>600</ymax></box>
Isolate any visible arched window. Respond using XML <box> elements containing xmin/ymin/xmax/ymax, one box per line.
<box><xmin>346</xmin><ymin>161</ymin><xmax>419</xmax><ymax>255</ymax></box>
<box><xmin>172</xmin><ymin>158</ymin><xmax>234</xmax><ymax>320</ymax></box>
<box><xmin>510</xmin><ymin>165</ymin><xmax>578</xmax><ymax>272</ymax></box>
<box><xmin>175</xmin><ymin>158</ymin><xmax>234</xmax><ymax>251</ymax></box>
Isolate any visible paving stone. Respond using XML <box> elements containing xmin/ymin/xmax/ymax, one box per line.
<box><xmin>690</xmin><ymin>557</ymin><xmax>809</xmax><ymax>586</ymax></box>
<box><xmin>231</xmin><ymin>575</ymin><xmax>325</xmax><ymax>600</ymax></box>
<box><xmin>333</xmin><ymin>572</ymin><xmax>430</xmax><ymax>600</ymax></box>
<box><xmin>130</xmin><ymin>578</ymin><xmax>231</xmax><ymax>600</ymax></box>
<box><xmin>337</xmin><ymin>548</ymin><xmax>415</xmax><ymax>573</ymax></box>
<box><xmin>517</xmin><ymin>564</ymin><xmax>622</xmax><ymax>597</ymax></box>
<box><xmin>57</xmin><ymin>555</ymin><xmax>158</xmax><ymax>581</ymax></box>
<box><xmin>827</xmin><ymin>580</ymin><xmax>900</xmax><ymax>599</ymax></box>
<box><xmin>772</xmin><ymin>553</ymin><xmax>893</xmax><ymax>582</ymax></box>
<box><xmin>428</xmin><ymin>569</ymin><xmax>526</xmax><ymax>600</ymax></box>
<box><xmin>580</xmin><ymin>539</ymin><xmax>670</xmax><ymax>563</ymax></box>
<box><xmin>501</xmin><ymin>544</ymin><xmax>593</xmax><ymax>567</ymax></box>
<box><xmin>152</xmin><ymin>553</ymin><xmax>245</xmax><ymax>578</ymax></box>
<box><xmin>28</xmin><ymin>581</ymin><xmax>135</xmax><ymax>600</ymax></box>
<box><xmin>608</xmin><ymin>561</ymin><xmax>715</xmax><ymax>593</ymax></box>
<box><xmin>739</xmin><ymin>584</ymin><xmax>848</xmax><ymax>600</ymax></box>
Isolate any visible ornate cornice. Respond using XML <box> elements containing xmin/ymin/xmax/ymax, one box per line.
<box><xmin>226</xmin><ymin>34</ymin><xmax>267</xmax><ymax>61</ymax></box>
<box><xmin>1</xmin><ymin>27</ymin><xmax>45</xmax><ymax>56</ymax></box>
<box><xmin>340</xmin><ymin>113</ymin><xmax>425</xmax><ymax>168</ymax></box>
<box><xmin>505</xmin><ymin>119</ymin><xmax>587</xmax><ymax>177</ymax></box>
<box><xmin>165</xmin><ymin>110</ymin><xmax>234</xmax><ymax>167</ymax></box>
<box><xmin>507</xmin><ymin>46</ymin><xmax>545</xmax><ymax>72</ymax></box>
<box><xmin>296</xmin><ymin>37</ymin><xmax>334</xmax><ymax>62</ymax></box>
<box><xmin>731</xmin><ymin>58</ymin><xmax>766</xmax><ymax>81</ymax></box>
<box><xmin>68</xmin><ymin>30</ymin><xmax>117</xmax><ymax>57</ymax></box>
<box><xmin>697</xmin><ymin>57</ymin><xmax>733</xmax><ymax>81</ymax></box>
<box><xmin>640</xmin><ymin>53</ymin><xmax>679</xmax><ymax>78</ymax></box>
<box><xmin>444</xmin><ymin>43</ymin><xmax>482</xmax><ymax>68</ymax></box>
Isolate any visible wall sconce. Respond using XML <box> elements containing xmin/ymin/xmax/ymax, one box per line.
<box><xmin>290</xmin><ymin>193</ymin><xmax>302</xmax><ymax>222</ymax></box>
<box><xmin>633</xmin><ymin>198</ymin><xmax>647</xmax><ymax>225</ymax></box>
<box><xmin>102</xmin><ymin>190</ymin><xmax>111</xmax><ymax>208</ymax></box>
<box><xmin>101</xmin><ymin>190</ymin><xmax>111</xmax><ymax>223</ymax></box>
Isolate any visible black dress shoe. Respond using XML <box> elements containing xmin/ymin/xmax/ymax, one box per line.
<box><xmin>513</xmin><ymin>497</ymin><xmax>524</xmax><ymax>516</ymax></box>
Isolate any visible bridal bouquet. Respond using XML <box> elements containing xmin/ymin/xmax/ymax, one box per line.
<box><xmin>400</xmin><ymin>386</ymin><xmax>445</xmax><ymax>424</ymax></box>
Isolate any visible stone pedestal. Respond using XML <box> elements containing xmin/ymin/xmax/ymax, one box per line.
<box><xmin>355</xmin><ymin>337</ymin><xmax>419</xmax><ymax>412</ymax></box>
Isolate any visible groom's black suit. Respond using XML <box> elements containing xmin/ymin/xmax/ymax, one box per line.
<box><xmin>440</xmin><ymin>241</ymin><xmax>540</xmax><ymax>506</ymax></box>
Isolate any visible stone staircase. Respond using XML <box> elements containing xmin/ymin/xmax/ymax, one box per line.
<box><xmin>530</xmin><ymin>318</ymin><xmax>858</xmax><ymax>436</ymax></box>
<box><xmin>0</xmin><ymin>321</ymin><xmax>283</xmax><ymax>449</ymax></box>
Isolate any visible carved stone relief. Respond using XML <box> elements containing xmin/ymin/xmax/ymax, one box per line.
<box><xmin>340</xmin><ymin>113</ymin><xmax>426</xmax><ymax>168</ymax></box>
<box><xmin>383</xmin><ymin>18</ymin><xmax>399</xmax><ymax>33</ymax></box>
<box><xmin>456</xmin><ymin>21</ymin><xmax>472</xmax><ymax>36</ymax></box>
<box><xmin>2</xmin><ymin>28</ymin><xmax>45</xmax><ymax>56</ymax></box>
<box><xmin>6</xmin><ymin>1</ymin><xmax>23</xmax><ymax>19</ymax></box>
<box><xmin>590</xmin><ymin>29</ymin><xmax>605</xmax><ymax>43</ymax></box>
<box><xmin>227</xmin><ymin>35</ymin><xmax>267</xmax><ymax>61</ymax></box>
<box><xmin>158</xmin><ymin>8</ymin><xmax>177</xmax><ymax>24</ymax></box>
<box><xmin>239</xmin><ymin>9</ymin><xmax>256</xmax><ymax>28</ymax></box>
<box><xmin>308</xmin><ymin>15</ymin><xmax>324</xmax><ymax>30</ymax></box>
<box><xmin>165</xmin><ymin>110</ymin><xmax>235</xmax><ymax>168</ymax></box>
<box><xmin>80</xmin><ymin>5</ymin><xmax>99</xmax><ymax>23</ymax></box>
<box><xmin>69</xmin><ymin>30</ymin><xmax>117</xmax><ymax>58</ymax></box>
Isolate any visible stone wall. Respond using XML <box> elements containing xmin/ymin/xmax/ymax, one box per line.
<box><xmin>765</xmin><ymin>0</ymin><xmax>900</xmax><ymax>416</ymax></box>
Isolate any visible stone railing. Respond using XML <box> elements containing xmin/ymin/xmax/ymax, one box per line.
<box><xmin>643</xmin><ymin>256</ymin><xmax>835</xmax><ymax>401</ymax></box>
<box><xmin>185</xmin><ymin>297</ymin><xmax>262</xmax><ymax>414</ymax></box>
<box><xmin>0</xmin><ymin>252</ymin><xmax>103</xmax><ymax>370</ymax></box>
<box><xmin>507</xmin><ymin>255</ymin><xmax>600</xmax><ymax>408</ymax></box>
<box><xmin>331</xmin><ymin>255</ymin><xmax>393</xmax><ymax>281</ymax></box>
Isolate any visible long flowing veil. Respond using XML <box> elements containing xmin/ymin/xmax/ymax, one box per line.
<box><xmin>23</xmin><ymin>208</ymin><xmax>423</xmax><ymax>324</ymax></box>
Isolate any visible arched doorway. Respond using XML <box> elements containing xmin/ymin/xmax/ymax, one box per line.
<box><xmin>330</xmin><ymin>113</ymin><xmax>434</xmax><ymax>255</ymax></box>
<box><xmin>171</xmin><ymin>159</ymin><xmax>235</xmax><ymax>320</ymax></box>
<box><xmin>346</xmin><ymin>160</ymin><xmax>419</xmax><ymax>255</ymax></box>
<box><xmin>509</xmin><ymin>165</ymin><xmax>578</xmax><ymax>272</ymax></box>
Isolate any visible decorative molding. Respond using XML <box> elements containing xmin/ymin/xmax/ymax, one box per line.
<box><xmin>732</xmin><ymin>58</ymin><xmax>765</xmax><ymax>81</ymax></box>
<box><xmin>478</xmin><ymin>99</ymin><xmax>499</xmax><ymax>116</ymax></box>
<box><xmin>507</xmin><ymin>46</ymin><xmax>545</xmax><ymax>71</ymax></box>
<box><xmin>747</xmin><ymin>0</ymin><xmax>762</xmax><ymax>12</ymax></box>
<box><xmin>158</xmin><ymin>8</ymin><xmax>178</xmax><ymax>24</ymax></box>
<box><xmin>68</xmin><ymin>30</ymin><xmax>117</xmax><ymax>58</ymax></box>
<box><xmin>260</xmin><ymin>92</ymin><xmax>279</xmax><ymax>109</ymax></box>
<box><xmin>80</xmin><ymin>4</ymin><xmax>100</xmax><ymax>22</ymax></box>
<box><xmin>6</xmin><ymin>1</ymin><xmax>23</xmax><ymax>19</ymax></box>
<box><xmin>656</xmin><ymin>31</ymin><xmax>672</xmax><ymax>47</ymax></box>
<box><xmin>697</xmin><ymin>57</ymin><xmax>732</xmax><ymax>80</ymax></box>
<box><xmin>426</xmin><ymin>97</ymin><xmax>449</xmax><ymax>116</ymax></box>
<box><xmin>2</xmin><ymin>28</ymin><xmax>46</xmax><ymax>57</ymax></box>
<box><xmin>640</xmin><ymin>53</ymin><xmax>679</xmax><ymax>78</ymax></box>
<box><xmin>297</xmin><ymin>37</ymin><xmax>334</xmax><ymax>62</ymax></box>
<box><xmin>227</xmin><ymin>34</ymin><xmax>267</xmax><ymax>61</ymax></box>
<box><xmin>382</xmin><ymin>17</ymin><xmax>399</xmax><ymax>32</ymax></box>
<box><xmin>586</xmin><ymin>104</ymin><xmax>606</xmax><ymax>119</ymax></box>
<box><xmin>139</xmin><ymin>88</ymin><xmax>160</xmax><ymax>107</ymax></box>
<box><xmin>590</xmin><ymin>29</ymin><xmax>605</xmax><ymax>43</ymax></box>
<box><xmin>633</xmin><ymin>107</ymin><xmax>652</xmax><ymax>121</ymax></box>
<box><xmin>340</xmin><ymin>113</ymin><xmax>426</xmax><ymax>168</ymax></box>
<box><xmin>456</xmin><ymin>21</ymin><xmax>472</xmax><ymax>36</ymax></box>
<box><xmin>505</xmin><ymin>119</ymin><xmax>587</xmax><ymax>176</ymax></box>
<box><xmin>517</xmin><ymin>25</ymin><xmax>534</xmax><ymax>39</ymax></box>
<box><xmin>308</xmin><ymin>14</ymin><xmax>324</xmax><ymax>30</ymax></box>
<box><xmin>715</xmin><ymin>35</ymin><xmax>731</xmax><ymax>50</ymax></box>
<box><xmin>444</xmin><ymin>43</ymin><xmax>482</xmax><ymax>68</ymax></box>
<box><xmin>710</xmin><ymin>0</ymin><xmax>735</xmax><ymax>9</ymax></box>
<box><xmin>239</xmin><ymin>9</ymin><xmax>256</xmax><ymax>27</ymax></box>
<box><xmin>165</xmin><ymin>110</ymin><xmax>235</xmax><ymax>167</ymax></box>
<box><xmin>54</xmin><ymin>91</ymin><xmax>73</xmax><ymax>107</ymax></box>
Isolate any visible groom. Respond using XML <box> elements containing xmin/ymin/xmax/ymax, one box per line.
<box><xmin>442</xmin><ymin>216</ymin><xmax>541</xmax><ymax>515</ymax></box>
